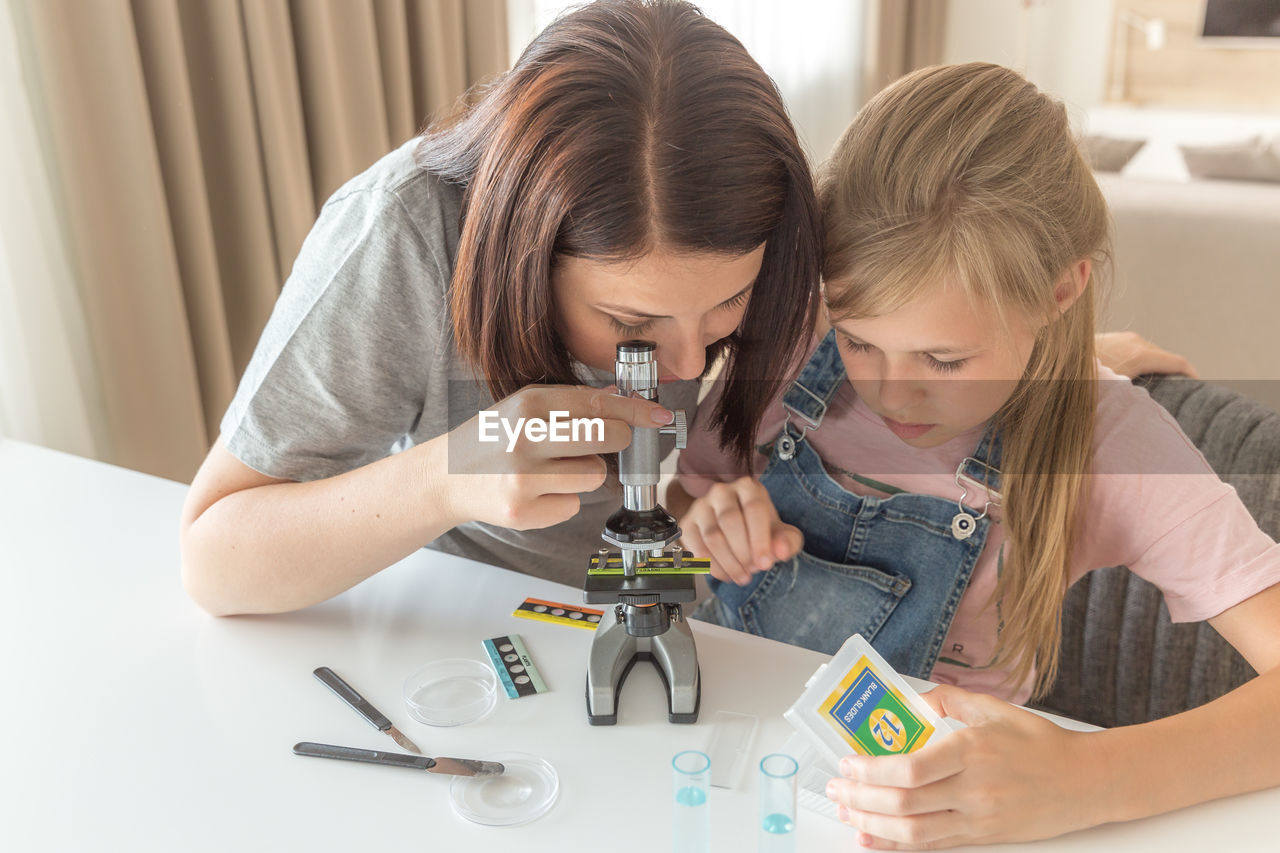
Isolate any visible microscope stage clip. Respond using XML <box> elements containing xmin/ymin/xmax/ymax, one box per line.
<box><xmin>587</xmin><ymin>552</ymin><xmax>710</xmax><ymax>576</ymax></box>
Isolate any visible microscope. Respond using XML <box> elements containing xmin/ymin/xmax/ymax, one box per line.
<box><xmin>584</xmin><ymin>340</ymin><xmax>709</xmax><ymax>725</ymax></box>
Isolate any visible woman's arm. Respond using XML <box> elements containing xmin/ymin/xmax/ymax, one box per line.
<box><xmin>1096</xmin><ymin>330</ymin><xmax>1199</xmax><ymax>378</ymax></box>
<box><xmin>824</xmin><ymin>582</ymin><xmax>1280</xmax><ymax>849</ymax></box>
<box><xmin>180</xmin><ymin>435</ymin><xmax>457</xmax><ymax>616</ymax></box>
<box><xmin>181</xmin><ymin>385</ymin><xmax>673</xmax><ymax>616</ymax></box>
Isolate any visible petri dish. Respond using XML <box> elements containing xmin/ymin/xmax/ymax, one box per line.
<box><xmin>403</xmin><ymin>659</ymin><xmax>497</xmax><ymax>727</ymax></box>
<box><xmin>449</xmin><ymin>752</ymin><xmax>559</xmax><ymax>826</ymax></box>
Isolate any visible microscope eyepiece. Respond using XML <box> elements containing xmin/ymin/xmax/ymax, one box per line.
<box><xmin>616</xmin><ymin>341</ymin><xmax>656</xmax><ymax>364</ymax></box>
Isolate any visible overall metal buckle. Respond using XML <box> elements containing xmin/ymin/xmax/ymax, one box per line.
<box><xmin>776</xmin><ymin>409</ymin><xmax>818</xmax><ymax>460</ymax></box>
<box><xmin>951</xmin><ymin>457</ymin><xmax>1002</xmax><ymax>541</ymax></box>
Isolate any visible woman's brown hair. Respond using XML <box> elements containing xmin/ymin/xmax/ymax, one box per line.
<box><xmin>417</xmin><ymin>0</ymin><xmax>821</xmax><ymax>468</ymax></box>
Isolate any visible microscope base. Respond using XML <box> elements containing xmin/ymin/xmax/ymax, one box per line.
<box><xmin>585</xmin><ymin>606</ymin><xmax>700</xmax><ymax>725</ymax></box>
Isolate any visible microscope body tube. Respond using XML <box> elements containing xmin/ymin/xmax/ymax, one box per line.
<box><xmin>616</xmin><ymin>344</ymin><xmax>661</xmax><ymax>513</ymax></box>
<box><xmin>620</xmin><ymin>437</ymin><xmax>659</xmax><ymax>511</ymax></box>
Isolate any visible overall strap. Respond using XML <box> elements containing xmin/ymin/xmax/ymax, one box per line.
<box><xmin>781</xmin><ymin>330</ymin><xmax>847</xmax><ymax>430</ymax></box>
<box><xmin>958</xmin><ymin>427</ymin><xmax>1003</xmax><ymax>498</ymax></box>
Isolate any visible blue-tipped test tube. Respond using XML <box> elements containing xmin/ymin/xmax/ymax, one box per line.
<box><xmin>672</xmin><ymin>749</ymin><xmax>710</xmax><ymax>852</ymax></box>
<box><xmin>758</xmin><ymin>753</ymin><xmax>798</xmax><ymax>852</ymax></box>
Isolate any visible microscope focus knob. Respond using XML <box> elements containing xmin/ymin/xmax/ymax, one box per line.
<box><xmin>658</xmin><ymin>409</ymin><xmax>687</xmax><ymax>449</ymax></box>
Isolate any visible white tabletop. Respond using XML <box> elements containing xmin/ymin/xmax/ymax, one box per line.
<box><xmin>1</xmin><ymin>438</ymin><xmax>1275</xmax><ymax>852</ymax></box>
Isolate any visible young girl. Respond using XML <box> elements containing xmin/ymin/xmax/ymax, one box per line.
<box><xmin>178</xmin><ymin>0</ymin><xmax>822</xmax><ymax>615</ymax></box>
<box><xmin>673</xmin><ymin>63</ymin><xmax>1280</xmax><ymax>847</ymax></box>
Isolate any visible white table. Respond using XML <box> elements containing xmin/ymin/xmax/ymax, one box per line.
<box><xmin>1</xmin><ymin>439</ymin><xmax>1275</xmax><ymax>851</ymax></box>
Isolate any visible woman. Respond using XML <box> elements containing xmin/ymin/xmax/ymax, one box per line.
<box><xmin>179</xmin><ymin>0</ymin><xmax>821</xmax><ymax>615</ymax></box>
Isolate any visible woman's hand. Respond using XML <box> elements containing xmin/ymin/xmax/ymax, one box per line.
<box><xmin>1096</xmin><ymin>330</ymin><xmax>1199</xmax><ymax>379</ymax></box>
<box><xmin>825</xmin><ymin>685</ymin><xmax>1103</xmax><ymax>849</ymax></box>
<box><xmin>679</xmin><ymin>476</ymin><xmax>802</xmax><ymax>585</ymax></box>
<box><xmin>444</xmin><ymin>384</ymin><xmax>674</xmax><ymax>530</ymax></box>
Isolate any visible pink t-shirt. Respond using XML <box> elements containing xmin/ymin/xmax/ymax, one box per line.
<box><xmin>678</xmin><ymin>353</ymin><xmax>1280</xmax><ymax>704</ymax></box>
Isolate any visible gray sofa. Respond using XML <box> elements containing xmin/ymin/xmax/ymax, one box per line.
<box><xmin>1034</xmin><ymin>374</ymin><xmax>1280</xmax><ymax>728</ymax></box>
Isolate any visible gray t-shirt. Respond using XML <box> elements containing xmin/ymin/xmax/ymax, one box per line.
<box><xmin>221</xmin><ymin>138</ymin><xmax>699</xmax><ymax>588</ymax></box>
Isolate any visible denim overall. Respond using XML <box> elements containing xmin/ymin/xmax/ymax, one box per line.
<box><xmin>702</xmin><ymin>331</ymin><xmax>1003</xmax><ymax>679</ymax></box>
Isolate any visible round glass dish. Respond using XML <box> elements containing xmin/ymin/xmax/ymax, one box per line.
<box><xmin>402</xmin><ymin>659</ymin><xmax>497</xmax><ymax>726</ymax></box>
<box><xmin>449</xmin><ymin>752</ymin><xmax>559</xmax><ymax>826</ymax></box>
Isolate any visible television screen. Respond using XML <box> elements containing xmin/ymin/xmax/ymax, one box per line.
<box><xmin>1201</xmin><ymin>0</ymin><xmax>1280</xmax><ymax>40</ymax></box>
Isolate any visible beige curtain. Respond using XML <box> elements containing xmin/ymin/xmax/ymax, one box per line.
<box><xmin>862</xmin><ymin>0</ymin><xmax>948</xmax><ymax>103</ymax></box>
<box><xmin>12</xmin><ymin>0</ymin><xmax>507</xmax><ymax>482</ymax></box>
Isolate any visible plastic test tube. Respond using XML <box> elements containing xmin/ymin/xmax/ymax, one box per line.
<box><xmin>758</xmin><ymin>753</ymin><xmax>799</xmax><ymax>852</ymax></box>
<box><xmin>672</xmin><ymin>750</ymin><xmax>711</xmax><ymax>853</ymax></box>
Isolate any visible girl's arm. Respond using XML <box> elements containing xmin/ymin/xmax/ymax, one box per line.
<box><xmin>824</xmin><ymin>582</ymin><xmax>1280</xmax><ymax>849</ymax></box>
<box><xmin>1093</xmin><ymin>580</ymin><xmax>1280</xmax><ymax>821</ymax></box>
<box><xmin>181</xmin><ymin>385</ymin><xmax>673</xmax><ymax>616</ymax></box>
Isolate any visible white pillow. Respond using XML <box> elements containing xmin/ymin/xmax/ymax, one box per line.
<box><xmin>1082</xmin><ymin>134</ymin><xmax>1146</xmax><ymax>173</ymax></box>
<box><xmin>1179</xmin><ymin>136</ymin><xmax>1280</xmax><ymax>183</ymax></box>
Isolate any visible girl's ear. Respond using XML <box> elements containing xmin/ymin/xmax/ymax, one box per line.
<box><xmin>1054</xmin><ymin>258</ymin><xmax>1091</xmax><ymax>314</ymax></box>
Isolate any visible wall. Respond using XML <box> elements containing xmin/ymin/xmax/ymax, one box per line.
<box><xmin>1113</xmin><ymin>0</ymin><xmax>1280</xmax><ymax>109</ymax></box>
<box><xmin>944</xmin><ymin>0</ymin><xmax>1115</xmax><ymax>121</ymax></box>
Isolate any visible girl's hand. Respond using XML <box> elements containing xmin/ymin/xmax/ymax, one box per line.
<box><xmin>679</xmin><ymin>476</ymin><xmax>803</xmax><ymax>585</ymax></box>
<box><xmin>444</xmin><ymin>384</ymin><xmax>673</xmax><ymax>530</ymax></box>
<box><xmin>825</xmin><ymin>685</ymin><xmax>1101</xmax><ymax>849</ymax></box>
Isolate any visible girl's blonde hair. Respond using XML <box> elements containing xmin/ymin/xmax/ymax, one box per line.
<box><xmin>820</xmin><ymin>63</ymin><xmax>1111</xmax><ymax>697</ymax></box>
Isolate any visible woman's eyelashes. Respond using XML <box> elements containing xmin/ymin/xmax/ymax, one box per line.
<box><xmin>837</xmin><ymin>336</ymin><xmax>969</xmax><ymax>374</ymax></box>
<box><xmin>606</xmin><ymin>288</ymin><xmax>752</xmax><ymax>336</ymax></box>
<box><xmin>608</xmin><ymin>316</ymin><xmax>656</xmax><ymax>335</ymax></box>
<box><xmin>719</xmin><ymin>288</ymin><xmax>752</xmax><ymax>311</ymax></box>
